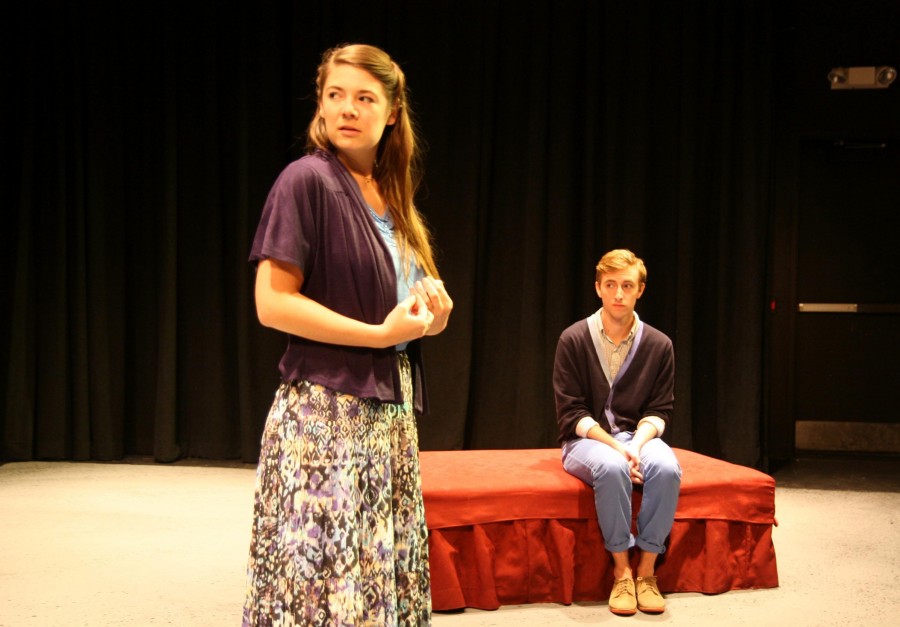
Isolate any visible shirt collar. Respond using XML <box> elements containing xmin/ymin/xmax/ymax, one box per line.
<box><xmin>597</xmin><ymin>308</ymin><xmax>641</xmax><ymax>344</ymax></box>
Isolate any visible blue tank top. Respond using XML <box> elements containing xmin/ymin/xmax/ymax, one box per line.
<box><xmin>368</xmin><ymin>206</ymin><xmax>425</xmax><ymax>350</ymax></box>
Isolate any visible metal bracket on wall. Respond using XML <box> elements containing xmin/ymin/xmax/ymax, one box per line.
<box><xmin>798</xmin><ymin>303</ymin><xmax>900</xmax><ymax>313</ymax></box>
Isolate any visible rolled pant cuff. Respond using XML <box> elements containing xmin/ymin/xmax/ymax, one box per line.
<box><xmin>635</xmin><ymin>537</ymin><xmax>667</xmax><ymax>555</ymax></box>
<box><xmin>605</xmin><ymin>536</ymin><xmax>636</xmax><ymax>554</ymax></box>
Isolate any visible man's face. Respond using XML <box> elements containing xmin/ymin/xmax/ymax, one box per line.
<box><xmin>595</xmin><ymin>266</ymin><xmax>645</xmax><ymax>322</ymax></box>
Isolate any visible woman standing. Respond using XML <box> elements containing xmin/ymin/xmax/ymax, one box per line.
<box><xmin>243</xmin><ymin>43</ymin><xmax>452</xmax><ymax>626</ymax></box>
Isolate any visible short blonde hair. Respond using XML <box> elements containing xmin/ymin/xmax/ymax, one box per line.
<box><xmin>595</xmin><ymin>249</ymin><xmax>647</xmax><ymax>285</ymax></box>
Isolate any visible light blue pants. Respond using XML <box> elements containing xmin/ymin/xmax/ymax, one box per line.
<box><xmin>562</xmin><ymin>432</ymin><xmax>682</xmax><ymax>554</ymax></box>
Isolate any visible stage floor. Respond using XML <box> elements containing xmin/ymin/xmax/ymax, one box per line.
<box><xmin>0</xmin><ymin>456</ymin><xmax>898</xmax><ymax>625</ymax></box>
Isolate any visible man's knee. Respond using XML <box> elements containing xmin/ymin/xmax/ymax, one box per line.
<box><xmin>643</xmin><ymin>452</ymin><xmax>682</xmax><ymax>485</ymax></box>
<box><xmin>592</xmin><ymin>456</ymin><xmax>631</xmax><ymax>484</ymax></box>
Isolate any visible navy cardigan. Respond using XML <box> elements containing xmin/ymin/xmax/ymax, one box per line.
<box><xmin>553</xmin><ymin>315</ymin><xmax>674</xmax><ymax>445</ymax></box>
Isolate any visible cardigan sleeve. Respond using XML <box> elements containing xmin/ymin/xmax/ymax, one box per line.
<box><xmin>635</xmin><ymin>329</ymin><xmax>675</xmax><ymax>427</ymax></box>
<box><xmin>553</xmin><ymin>322</ymin><xmax>596</xmax><ymax>444</ymax></box>
<box><xmin>249</xmin><ymin>159</ymin><xmax>321</xmax><ymax>273</ymax></box>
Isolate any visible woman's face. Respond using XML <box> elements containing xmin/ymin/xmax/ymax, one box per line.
<box><xmin>318</xmin><ymin>63</ymin><xmax>397</xmax><ymax>164</ymax></box>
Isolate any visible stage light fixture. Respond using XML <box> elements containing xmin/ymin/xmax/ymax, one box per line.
<box><xmin>828</xmin><ymin>65</ymin><xmax>897</xmax><ymax>89</ymax></box>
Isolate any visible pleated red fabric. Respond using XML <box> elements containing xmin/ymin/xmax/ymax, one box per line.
<box><xmin>420</xmin><ymin>448</ymin><xmax>778</xmax><ymax>611</ymax></box>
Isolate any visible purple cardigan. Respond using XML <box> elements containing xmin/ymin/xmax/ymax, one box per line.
<box><xmin>553</xmin><ymin>316</ymin><xmax>674</xmax><ymax>445</ymax></box>
<box><xmin>249</xmin><ymin>150</ymin><xmax>428</xmax><ymax>414</ymax></box>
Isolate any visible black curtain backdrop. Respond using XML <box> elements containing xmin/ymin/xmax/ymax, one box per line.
<box><xmin>2</xmin><ymin>0</ymin><xmax>775</xmax><ymax>467</ymax></box>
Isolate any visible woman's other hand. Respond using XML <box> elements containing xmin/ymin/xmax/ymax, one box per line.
<box><xmin>413</xmin><ymin>277</ymin><xmax>453</xmax><ymax>335</ymax></box>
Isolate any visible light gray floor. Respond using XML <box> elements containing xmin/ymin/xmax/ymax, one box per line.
<box><xmin>1</xmin><ymin>456</ymin><xmax>898</xmax><ymax>626</ymax></box>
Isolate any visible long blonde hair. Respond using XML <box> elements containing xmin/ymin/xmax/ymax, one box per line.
<box><xmin>307</xmin><ymin>43</ymin><xmax>439</xmax><ymax>279</ymax></box>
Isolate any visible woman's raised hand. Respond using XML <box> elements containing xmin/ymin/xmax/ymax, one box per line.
<box><xmin>413</xmin><ymin>277</ymin><xmax>453</xmax><ymax>336</ymax></box>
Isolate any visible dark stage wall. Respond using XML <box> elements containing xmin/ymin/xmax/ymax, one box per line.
<box><xmin>2</xmin><ymin>1</ymin><xmax>898</xmax><ymax>468</ymax></box>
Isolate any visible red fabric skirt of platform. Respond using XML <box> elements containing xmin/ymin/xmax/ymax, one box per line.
<box><xmin>419</xmin><ymin>447</ymin><xmax>779</xmax><ymax>611</ymax></box>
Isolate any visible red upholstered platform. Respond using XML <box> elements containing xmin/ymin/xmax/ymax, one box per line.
<box><xmin>419</xmin><ymin>448</ymin><xmax>778</xmax><ymax>611</ymax></box>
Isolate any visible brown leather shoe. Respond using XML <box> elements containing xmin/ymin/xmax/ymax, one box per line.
<box><xmin>609</xmin><ymin>577</ymin><xmax>637</xmax><ymax>615</ymax></box>
<box><xmin>636</xmin><ymin>575</ymin><xmax>665</xmax><ymax>613</ymax></box>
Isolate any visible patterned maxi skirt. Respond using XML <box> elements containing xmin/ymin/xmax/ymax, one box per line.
<box><xmin>242</xmin><ymin>353</ymin><xmax>431</xmax><ymax>626</ymax></box>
